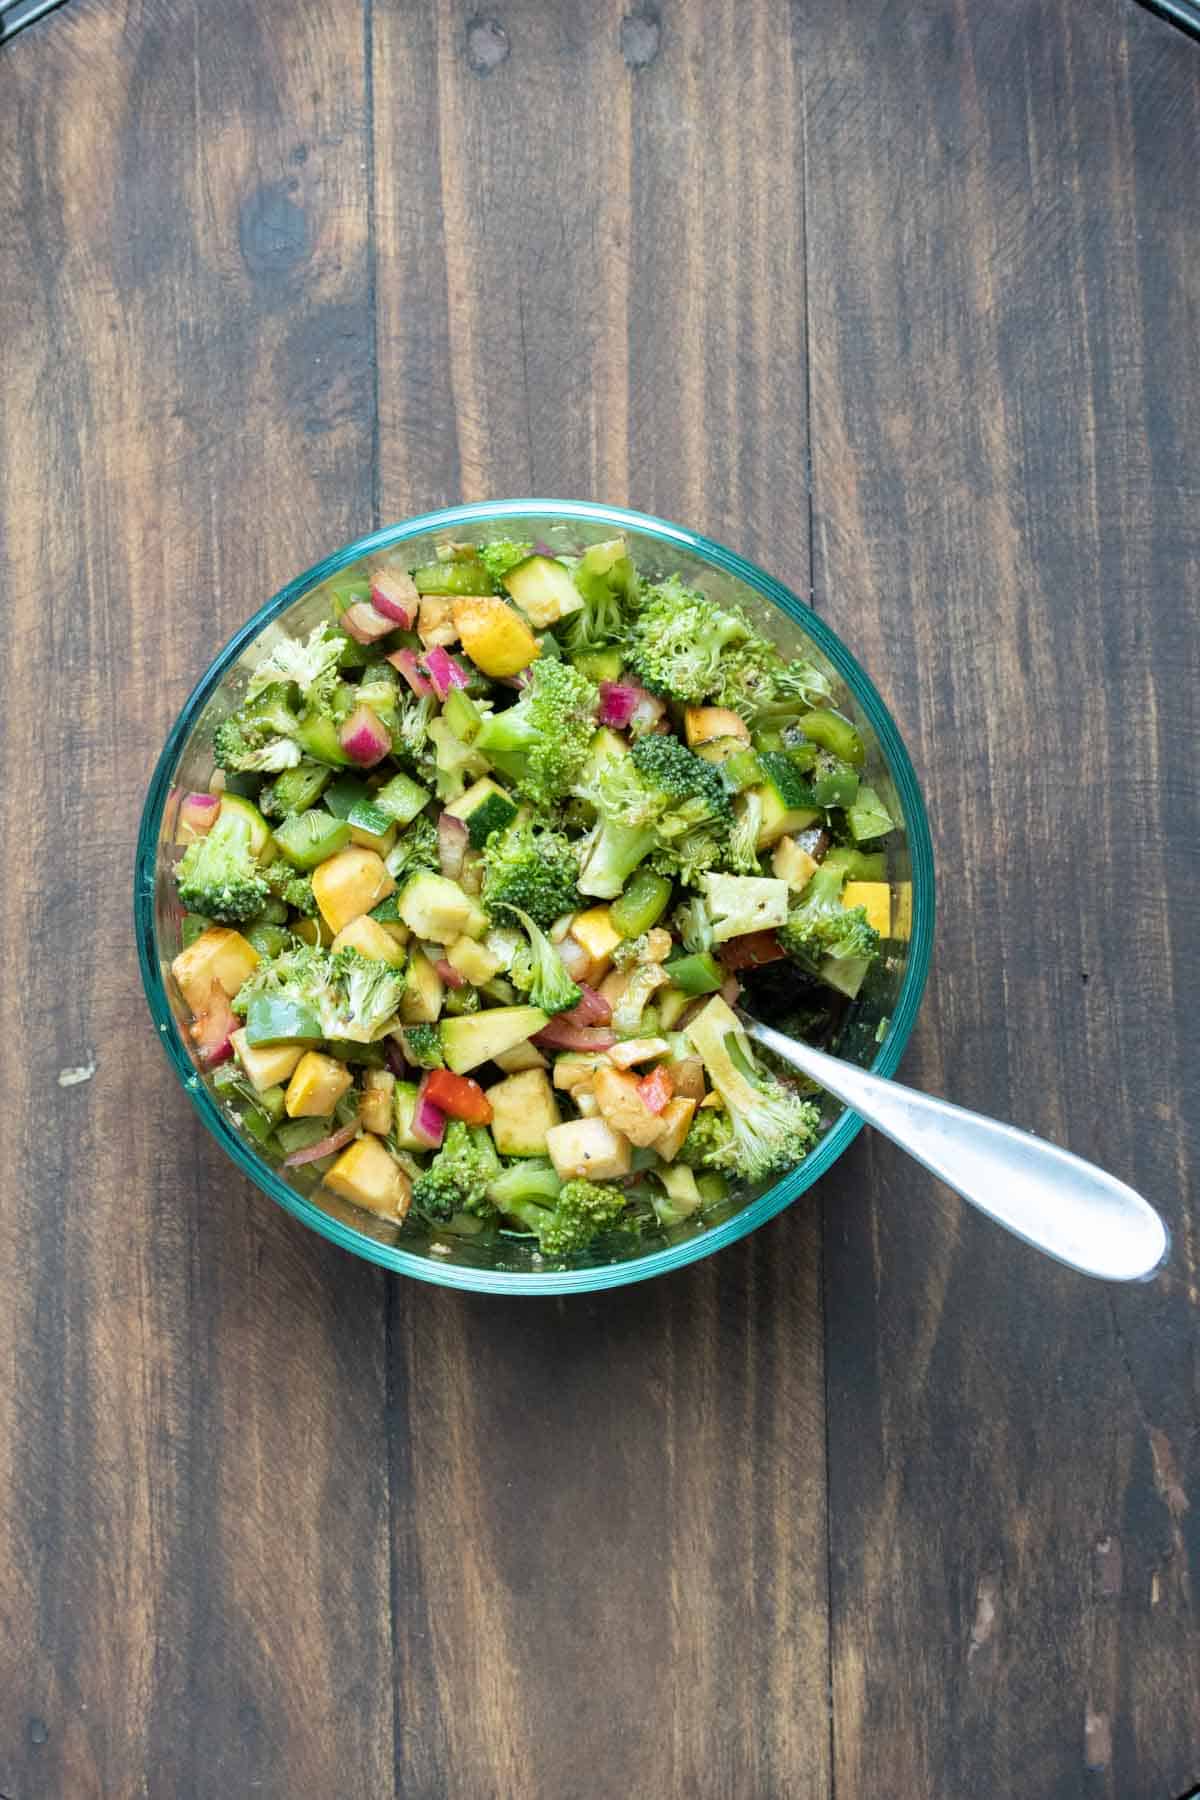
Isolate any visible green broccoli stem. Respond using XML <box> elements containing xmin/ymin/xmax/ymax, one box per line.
<box><xmin>577</xmin><ymin>819</ymin><xmax>657</xmax><ymax>900</ymax></box>
<box><xmin>487</xmin><ymin>1160</ymin><xmax>562</xmax><ymax>1212</ymax></box>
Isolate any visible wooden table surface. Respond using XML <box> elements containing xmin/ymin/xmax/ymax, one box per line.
<box><xmin>2</xmin><ymin>2</ymin><xmax>1198</xmax><ymax>1796</ymax></box>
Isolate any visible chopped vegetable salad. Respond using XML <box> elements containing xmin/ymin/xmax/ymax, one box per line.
<box><xmin>170</xmin><ymin>535</ymin><xmax>896</xmax><ymax>1256</ymax></box>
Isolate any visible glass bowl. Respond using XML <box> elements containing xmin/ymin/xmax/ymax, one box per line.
<box><xmin>135</xmin><ymin>501</ymin><xmax>934</xmax><ymax>1294</ymax></box>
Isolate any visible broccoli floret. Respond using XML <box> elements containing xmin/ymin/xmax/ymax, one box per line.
<box><xmin>479</xmin><ymin>539</ymin><xmax>534</xmax><ymax>586</ymax></box>
<box><xmin>776</xmin><ymin>860</ymin><xmax>881</xmax><ymax>967</ymax></box>
<box><xmin>233</xmin><ymin>944</ymin><xmax>404</xmax><ymax>1043</ymax></box>
<box><xmin>176</xmin><ymin>805</ymin><xmax>271</xmax><ymax>923</ymax></box>
<box><xmin>264</xmin><ymin>864</ymin><xmax>318</xmax><ymax>916</ymax></box>
<box><xmin>564</xmin><ymin>539</ymin><xmax>637</xmax><ymax>651</ymax></box>
<box><xmin>402</xmin><ymin>1023</ymin><xmax>444</xmax><ymax>1069</ymax></box>
<box><xmin>246</xmin><ymin>621</ymin><xmax>344</xmax><ymax>709</ymax></box>
<box><xmin>672</xmin><ymin>894</ymin><xmax>715</xmax><ymax>954</ymax></box>
<box><xmin>212</xmin><ymin>683</ymin><xmax>304</xmax><ymax>774</ymax></box>
<box><xmin>724</xmin><ymin>790</ymin><xmax>766</xmax><ymax>874</ymax></box>
<box><xmin>394</xmin><ymin>695</ymin><xmax>435</xmax><ymax>769</ymax></box>
<box><xmin>623</xmin><ymin>577</ymin><xmax>756</xmax><ymax>703</ymax></box>
<box><xmin>472</xmin><ymin>660</ymin><xmax>599</xmax><ymax>806</ymax></box>
<box><xmin>481</xmin><ymin>816</ymin><xmax>580</xmax><ymax>929</ymax></box>
<box><xmin>385</xmin><ymin>814</ymin><xmax>441</xmax><ymax>884</ymax></box>
<box><xmin>675</xmin><ymin>1108</ymin><xmax>736</xmax><ymax>1169</ymax></box>
<box><xmin>503</xmin><ymin>906</ymin><xmax>582</xmax><ymax>1015</ymax></box>
<box><xmin>685</xmin><ymin>996</ymin><xmax>821</xmax><ymax>1182</ymax></box>
<box><xmin>426</xmin><ymin>715</ymin><xmax>489</xmax><ymax>803</ymax></box>
<box><xmin>500</xmin><ymin>1177</ymin><xmax>633</xmax><ymax>1256</ymax></box>
<box><xmin>232</xmin><ymin>942</ymin><xmax>339</xmax><ymax>1019</ymax></box>
<box><xmin>573</xmin><ymin>735</ymin><xmax>731</xmax><ymax>899</ymax></box>
<box><xmin>486</xmin><ymin>1158</ymin><xmax>563</xmax><ymax>1211</ymax></box>
<box><xmin>325</xmin><ymin>948</ymin><xmax>407</xmax><ymax>1042</ymax></box>
<box><xmin>411</xmin><ymin>1121</ymin><xmax>501</xmax><ymax>1224</ymax></box>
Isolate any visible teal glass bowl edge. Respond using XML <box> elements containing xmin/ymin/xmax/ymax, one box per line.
<box><xmin>135</xmin><ymin>499</ymin><xmax>935</xmax><ymax>1295</ymax></box>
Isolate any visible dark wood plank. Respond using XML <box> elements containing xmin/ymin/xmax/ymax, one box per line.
<box><xmin>0</xmin><ymin>3</ymin><xmax>394</xmax><ymax>1795</ymax></box>
<box><xmin>804</xmin><ymin>2</ymin><xmax>1200</xmax><ymax>1794</ymax></box>
<box><xmin>372</xmin><ymin>6</ymin><xmax>830</xmax><ymax>1796</ymax></box>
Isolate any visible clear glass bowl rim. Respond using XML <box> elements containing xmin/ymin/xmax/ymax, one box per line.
<box><xmin>135</xmin><ymin>499</ymin><xmax>935</xmax><ymax>1295</ymax></box>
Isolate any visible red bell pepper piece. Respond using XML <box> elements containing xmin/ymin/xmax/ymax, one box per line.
<box><xmin>422</xmin><ymin>1067</ymin><xmax>494</xmax><ymax>1126</ymax></box>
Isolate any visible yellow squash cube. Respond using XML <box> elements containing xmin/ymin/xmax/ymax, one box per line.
<box><xmin>485</xmin><ymin>1069</ymin><xmax>561</xmax><ymax>1157</ymax></box>
<box><xmin>360</xmin><ymin>1069</ymin><xmax>396</xmax><ymax>1136</ymax></box>
<box><xmin>312</xmin><ymin>848</ymin><xmax>394</xmax><ymax>934</ymax></box>
<box><xmin>172</xmin><ymin>926</ymin><xmax>259</xmax><ymax>1012</ymax></box>
<box><xmin>451</xmin><ymin>596</ymin><xmax>540</xmax><ymax>677</ymax></box>
<box><xmin>772</xmin><ymin>835</ymin><xmax>820</xmax><ymax>891</ymax></box>
<box><xmin>231</xmin><ymin>1029</ymin><xmax>305</xmax><ymax>1093</ymax></box>
<box><xmin>446</xmin><ymin>934</ymin><xmax>503</xmax><ymax>986</ymax></box>
<box><xmin>284</xmin><ymin>1051</ymin><xmax>353</xmax><ymax>1119</ymax></box>
<box><xmin>683</xmin><ymin>706</ymin><xmax>750</xmax><ymax>747</ymax></box>
<box><xmin>331</xmin><ymin>915</ymin><xmax>406</xmax><ymax>967</ymax></box>
<box><xmin>325</xmin><ymin>1136</ymin><xmax>412</xmax><ymax>1220</ymax></box>
<box><xmin>398</xmin><ymin>947</ymin><xmax>444</xmax><ymax>1023</ymax></box>
<box><xmin>842</xmin><ymin>881</ymin><xmax>891</xmax><ymax>938</ymax></box>
<box><xmin>654</xmin><ymin>1096</ymin><xmax>698</xmax><ymax>1163</ymax></box>
<box><xmin>570</xmin><ymin>905</ymin><xmax>622</xmax><ymax>964</ymax></box>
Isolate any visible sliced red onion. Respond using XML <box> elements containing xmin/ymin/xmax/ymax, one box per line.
<box><xmin>628</xmin><ymin>684</ymin><xmax>667</xmax><ymax>735</ymax></box>
<box><xmin>179</xmin><ymin>793</ymin><xmax>221</xmax><ymax>840</ymax></box>
<box><xmin>386</xmin><ymin>648</ymin><xmax>436</xmax><ymax>696</ymax></box>
<box><xmin>533</xmin><ymin>541</ymin><xmax>557</xmax><ymax>557</ymax></box>
<box><xmin>422</xmin><ymin>645</ymin><xmax>470</xmax><ymax>701</ymax></box>
<box><xmin>370</xmin><ymin>567</ymin><xmax>418</xmax><ymax>626</ymax></box>
<box><xmin>434</xmin><ymin>958</ymin><xmax>466</xmax><ymax>990</ymax></box>
<box><xmin>563</xmin><ymin>985</ymin><xmax>612</xmax><ymax>1027</ymax></box>
<box><xmin>532</xmin><ymin>1018</ymin><xmax>617</xmax><ymax>1052</ymax></box>
<box><xmin>437</xmin><ymin>810</ymin><xmax>469</xmax><ymax>880</ymax></box>
<box><xmin>339</xmin><ymin>704</ymin><xmax>392</xmax><ymax>767</ymax></box>
<box><xmin>341</xmin><ymin>601</ymin><xmax>396</xmax><ymax>646</ymax></box>
<box><xmin>412</xmin><ymin>1078</ymin><xmax>447</xmax><ymax>1149</ymax></box>
<box><xmin>384</xmin><ymin>1036</ymin><xmax>409</xmax><ymax>1076</ymax></box>
<box><xmin>596</xmin><ymin>682</ymin><xmax>638</xmax><ymax>729</ymax></box>
<box><xmin>188</xmin><ymin>983</ymin><xmax>236</xmax><ymax>1068</ymax></box>
<box><xmin>282</xmin><ymin>1115</ymin><xmax>360</xmax><ymax>1167</ymax></box>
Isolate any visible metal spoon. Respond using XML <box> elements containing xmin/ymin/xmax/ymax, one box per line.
<box><xmin>739</xmin><ymin>1014</ymin><xmax>1170</xmax><ymax>1282</ymax></box>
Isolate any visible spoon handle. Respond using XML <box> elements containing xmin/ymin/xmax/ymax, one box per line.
<box><xmin>741</xmin><ymin>1018</ymin><xmax>1169</xmax><ymax>1282</ymax></box>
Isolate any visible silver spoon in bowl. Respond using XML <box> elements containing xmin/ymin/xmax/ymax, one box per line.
<box><xmin>738</xmin><ymin>1013</ymin><xmax>1169</xmax><ymax>1282</ymax></box>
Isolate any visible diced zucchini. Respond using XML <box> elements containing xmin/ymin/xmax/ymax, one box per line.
<box><xmin>657</xmin><ymin>987</ymin><xmax>692</xmax><ymax>1030</ymax></box>
<box><xmin>758</xmin><ymin>751</ymin><xmax>818</xmax><ymax>813</ymax></box>
<box><xmin>492</xmin><ymin>1040</ymin><xmax>548</xmax><ymax>1074</ymax></box>
<box><xmin>684</xmin><ymin>707</ymin><xmax>750</xmax><ymax>748</ymax></box>
<box><xmin>754</xmin><ymin>783</ymin><xmax>821</xmax><ymax>848</ymax></box>
<box><xmin>445</xmin><ymin>777</ymin><xmax>519</xmax><ymax>850</ymax></box>
<box><xmin>502</xmin><ymin>555</ymin><xmax>585</xmax><ymax>627</ymax></box>
<box><xmin>818</xmin><ymin>954</ymin><xmax>872</xmax><ymax>999</ymax></box>
<box><xmin>373</xmin><ymin>769</ymin><xmax>432</xmax><ymax>826</ymax></box>
<box><xmin>217</xmin><ymin>792</ymin><xmax>274</xmax><ymax>859</ymax></box>
<box><xmin>397</xmin><ymin>872</ymin><xmax>488</xmax><ymax>944</ymax></box>
<box><xmin>702</xmin><ymin>874</ymin><xmax>790</xmax><ymax>942</ymax></box>
<box><xmin>571</xmin><ymin>648</ymin><xmax>624</xmax><ymax>683</ymax></box>
<box><xmin>439</xmin><ymin>1005</ymin><xmax>549</xmax><ymax>1074</ymax></box>
<box><xmin>485</xmin><ymin>1069</ymin><xmax>562</xmax><ymax>1156</ymax></box>
<box><xmin>545</xmin><ymin>1117</ymin><xmax>632</xmax><ymax>1183</ymax></box>
<box><xmin>330</xmin><ymin>915</ymin><xmax>408</xmax><ymax>967</ymax></box>
<box><xmin>445</xmin><ymin>934</ymin><xmax>503</xmax><ymax>986</ymax></box>
<box><xmin>273</xmin><ymin>809</ymin><xmax>353</xmax><ymax>871</ymax></box>
<box><xmin>391</xmin><ymin>1079</ymin><xmax>426</xmax><ymax>1150</ymax></box>
<box><xmin>398</xmin><ymin>947</ymin><xmax>444</xmax><ymax>1023</ymax></box>
<box><xmin>360</xmin><ymin>1069</ymin><xmax>396</xmax><ymax>1136</ymax></box>
<box><xmin>322</xmin><ymin>774</ymin><xmax>373</xmax><ymax>820</ymax></box>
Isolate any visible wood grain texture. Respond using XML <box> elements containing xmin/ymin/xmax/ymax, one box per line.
<box><xmin>0</xmin><ymin>3</ymin><xmax>394</xmax><ymax>1796</ymax></box>
<box><xmin>0</xmin><ymin>0</ymin><xmax>1196</xmax><ymax>1796</ymax></box>
<box><xmin>372</xmin><ymin>6</ymin><xmax>829</xmax><ymax>1796</ymax></box>
<box><xmin>805</xmin><ymin>2</ymin><xmax>1200</xmax><ymax>1795</ymax></box>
